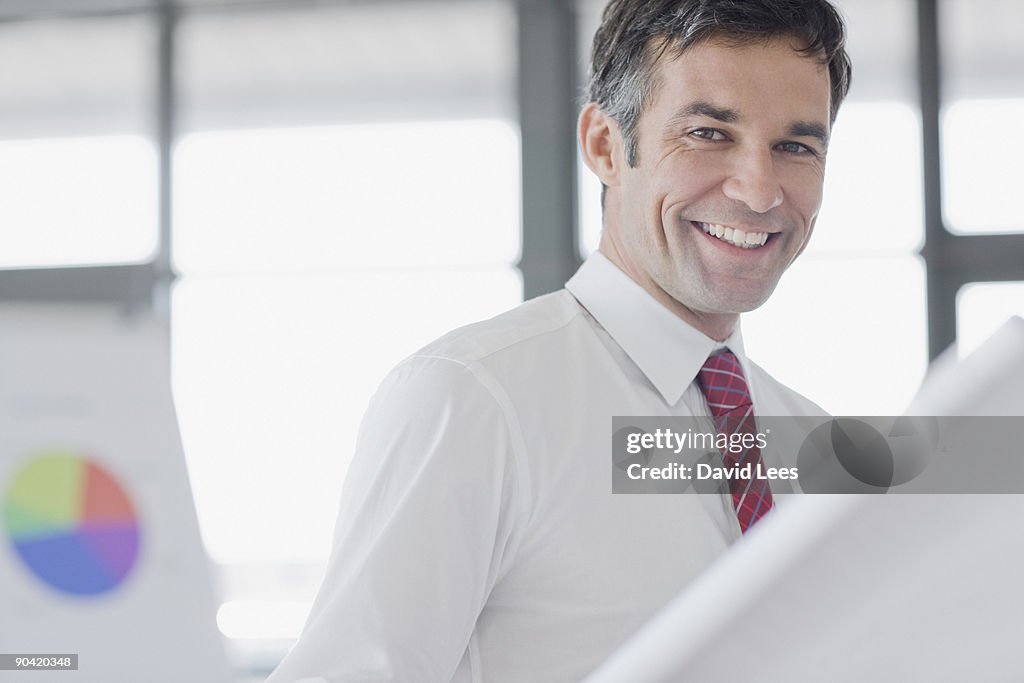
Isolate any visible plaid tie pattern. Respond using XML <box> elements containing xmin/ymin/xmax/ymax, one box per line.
<box><xmin>696</xmin><ymin>350</ymin><xmax>774</xmax><ymax>533</ymax></box>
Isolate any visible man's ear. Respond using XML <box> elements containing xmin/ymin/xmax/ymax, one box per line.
<box><xmin>578</xmin><ymin>102</ymin><xmax>624</xmax><ymax>187</ymax></box>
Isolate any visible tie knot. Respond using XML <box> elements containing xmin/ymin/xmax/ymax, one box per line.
<box><xmin>697</xmin><ymin>350</ymin><xmax>752</xmax><ymax>416</ymax></box>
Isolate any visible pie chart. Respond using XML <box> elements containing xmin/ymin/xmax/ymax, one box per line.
<box><xmin>4</xmin><ymin>452</ymin><xmax>141</xmax><ymax>596</ymax></box>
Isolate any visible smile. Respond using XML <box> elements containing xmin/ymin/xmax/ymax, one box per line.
<box><xmin>693</xmin><ymin>221</ymin><xmax>771</xmax><ymax>249</ymax></box>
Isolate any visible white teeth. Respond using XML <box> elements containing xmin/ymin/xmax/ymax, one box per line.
<box><xmin>698</xmin><ymin>222</ymin><xmax>769</xmax><ymax>249</ymax></box>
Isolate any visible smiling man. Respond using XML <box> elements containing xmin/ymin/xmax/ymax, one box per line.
<box><xmin>269</xmin><ymin>1</ymin><xmax>851</xmax><ymax>682</ymax></box>
<box><xmin>582</xmin><ymin>6</ymin><xmax>844</xmax><ymax>342</ymax></box>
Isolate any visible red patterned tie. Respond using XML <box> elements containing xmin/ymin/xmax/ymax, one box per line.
<box><xmin>696</xmin><ymin>350</ymin><xmax>774</xmax><ymax>533</ymax></box>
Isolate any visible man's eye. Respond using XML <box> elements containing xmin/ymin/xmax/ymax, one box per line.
<box><xmin>778</xmin><ymin>141</ymin><xmax>814</xmax><ymax>155</ymax></box>
<box><xmin>690</xmin><ymin>128</ymin><xmax>727</xmax><ymax>141</ymax></box>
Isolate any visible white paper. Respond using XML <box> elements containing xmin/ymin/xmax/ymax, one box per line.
<box><xmin>586</xmin><ymin>493</ymin><xmax>1024</xmax><ymax>682</ymax></box>
<box><xmin>907</xmin><ymin>315</ymin><xmax>1024</xmax><ymax>416</ymax></box>
<box><xmin>586</xmin><ymin>317</ymin><xmax>1024</xmax><ymax>683</ymax></box>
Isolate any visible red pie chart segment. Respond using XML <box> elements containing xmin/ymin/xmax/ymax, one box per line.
<box><xmin>81</xmin><ymin>461</ymin><xmax>136</xmax><ymax>524</ymax></box>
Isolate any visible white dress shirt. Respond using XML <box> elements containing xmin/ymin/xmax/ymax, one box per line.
<box><xmin>267</xmin><ymin>252</ymin><xmax>825</xmax><ymax>683</ymax></box>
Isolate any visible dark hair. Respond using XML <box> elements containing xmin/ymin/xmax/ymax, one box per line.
<box><xmin>588</xmin><ymin>0</ymin><xmax>852</xmax><ymax>166</ymax></box>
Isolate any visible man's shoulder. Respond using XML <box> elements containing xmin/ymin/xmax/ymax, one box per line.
<box><xmin>745</xmin><ymin>358</ymin><xmax>830</xmax><ymax>417</ymax></box>
<box><xmin>410</xmin><ymin>289</ymin><xmax>585</xmax><ymax>369</ymax></box>
<box><xmin>366</xmin><ymin>289</ymin><xmax>587</xmax><ymax>430</ymax></box>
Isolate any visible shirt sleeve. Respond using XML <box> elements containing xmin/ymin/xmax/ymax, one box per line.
<box><xmin>267</xmin><ymin>354</ymin><xmax>527</xmax><ymax>682</ymax></box>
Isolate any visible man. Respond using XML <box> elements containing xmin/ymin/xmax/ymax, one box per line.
<box><xmin>269</xmin><ymin>0</ymin><xmax>851</xmax><ymax>680</ymax></box>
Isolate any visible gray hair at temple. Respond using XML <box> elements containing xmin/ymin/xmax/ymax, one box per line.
<box><xmin>588</xmin><ymin>0</ymin><xmax>853</xmax><ymax>166</ymax></box>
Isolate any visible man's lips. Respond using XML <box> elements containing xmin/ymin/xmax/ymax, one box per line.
<box><xmin>690</xmin><ymin>221</ymin><xmax>778</xmax><ymax>250</ymax></box>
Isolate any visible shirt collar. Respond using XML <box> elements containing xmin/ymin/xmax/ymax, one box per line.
<box><xmin>565</xmin><ymin>251</ymin><xmax>748</xmax><ymax>407</ymax></box>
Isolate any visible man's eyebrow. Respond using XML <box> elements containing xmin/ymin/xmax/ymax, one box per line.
<box><xmin>788</xmin><ymin>121</ymin><xmax>830</xmax><ymax>148</ymax></box>
<box><xmin>667</xmin><ymin>100</ymin><xmax>740</xmax><ymax>129</ymax></box>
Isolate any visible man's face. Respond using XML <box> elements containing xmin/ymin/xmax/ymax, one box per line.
<box><xmin>602</xmin><ymin>35</ymin><xmax>832</xmax><ymax>331</ymax></box>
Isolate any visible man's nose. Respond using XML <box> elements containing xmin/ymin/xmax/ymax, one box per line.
<box><xmin>721</xmin><ymin>148</ymin><xmax>784</xmax><ymax>214</ymax></box>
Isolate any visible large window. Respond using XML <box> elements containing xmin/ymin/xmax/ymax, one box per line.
<box><xmin>957</xmin><ymin>282</ymin><xmax>1024</xmax><ymax>357</ymax></box>
<box><xmin>0</xmin><ymin>15</ymin><xmax>157</xmax><ymax>268</ymax></box>
<box><xmin>940</xmin><ymin>0</ymin><xmax>1024</xmax><ymax>236</ymax></box>
<box><xmin>166</xmin><ymin>0</ymin><xmax>520</xmax><ymax>670</ymax></box>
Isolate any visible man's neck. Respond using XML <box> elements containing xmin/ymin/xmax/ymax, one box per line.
<box><xmin>597</xmin><ymin>243</ymin><xmax>738</xmax><ymax>342</ymax></box>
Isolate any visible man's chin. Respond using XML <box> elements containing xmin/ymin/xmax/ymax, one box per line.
<box><xmin>658</xmin><ymin>271</ymin><xmax>782</xmax><ymax>320</ymax></box>
<box><xmin>707</xmin><ymin>275</ymin><xmax>784</xmax><ymax>312</ymax></box>
<box><xmin>729</xmin><ymin>292</ymin><xmax>775</xmax><ymax>313</ymax></box>
<box><xmin>683</xmin><ymin>283</ymin><xmax>777</xmax><ymax>316</ymax></box>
